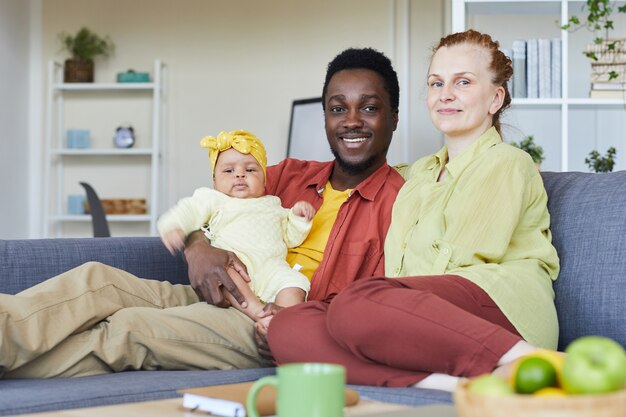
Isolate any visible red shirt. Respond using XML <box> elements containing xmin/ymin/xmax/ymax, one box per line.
<box><xmin>265</xmin><ymin>159</ymin><xmax>405</xmax><ymax>302</ymax></box>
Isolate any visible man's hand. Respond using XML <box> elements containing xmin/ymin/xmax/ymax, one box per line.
<box><xmin>184</xmin><ymin>231</ymin><xmax>250</xmax><ymax>307</ymax></box>
<box><xmin>254</xmin><ymin>303</ymin><xmax>283</xmax><ymax>360</ymax></box>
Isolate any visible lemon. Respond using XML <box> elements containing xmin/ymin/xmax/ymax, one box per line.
<box><xmin>533</xmin><ymin>387</ymin><xmax>568</xmax><ymax>397</ymax></box>
<box><xmin>514</xmin><ymin>356</ymin><xmax>558</xmax><ymax>394</ymax></box>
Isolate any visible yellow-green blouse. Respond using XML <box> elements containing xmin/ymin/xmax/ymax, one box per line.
<box><xmin>385</xmin><ymin>127</ymin><xmax>560</xmax><ymax>348</ymax></box>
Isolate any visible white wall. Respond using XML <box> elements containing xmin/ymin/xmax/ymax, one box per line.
<box><xmin>0</xmin><ymin>0</ymin><xmax>31</xmax><ymax>239</ymax></box>
<box><xmin>2</xmin><ymin>0</ymin><xmax>446</xmax><ymax>238</ymax></box>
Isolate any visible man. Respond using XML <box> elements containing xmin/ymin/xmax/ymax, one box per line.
<box><xmin>185</xmin><ymin>47</ymin><xmax>406</xmax><ymax>357</ymax></box>
<box><xmin>0</xmin><ymin>48</ymin><xmax>404</xmax><ymax>378</ymax></box>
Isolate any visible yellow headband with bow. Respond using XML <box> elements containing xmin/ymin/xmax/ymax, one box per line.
<box><xmin>199</xmin><ymin>130</ymin><xmax>267</xmax><ymax>177</ymax></box>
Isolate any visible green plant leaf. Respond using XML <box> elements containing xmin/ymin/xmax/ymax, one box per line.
<box><xmin>586</xmin><ymin>147</ymin><xmax>617</xmax><ymax>173</ymax></box>
<box><xmin>58</xmin><ymin>27</ymin><xmax>114</xmax><ymax>61</ymax></box>
<box><xmin>511</xmin><ymin>135</ymin><xmax>545</xmax><ymax>164</ymax></box>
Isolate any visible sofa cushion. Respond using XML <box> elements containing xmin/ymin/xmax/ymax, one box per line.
<box><xmin>0</xmin><ymin>368</ymin><xmax>273</xmax><ymax>416</ymax></box>
<box><xmin>541</xmin><ymin>171</ymin><xmax>626</xmax><ymax>350</ymax></box>
<box><xmin>0</xmin><ymin>367</ymin><xmax>452</xmax><ymax>415</ymax></box>
<box><xmin>0</xmin><ymin>237</ymin><xmax>187</xmax><ymax>294</ymax></box>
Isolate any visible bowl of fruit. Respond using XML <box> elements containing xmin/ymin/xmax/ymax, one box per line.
<box><xmin>453</xmin><ymin>336</ymin><xmax>626</xmax><ymax>417</ymax></box>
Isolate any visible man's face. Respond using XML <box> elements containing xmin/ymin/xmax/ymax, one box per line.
<box><xmin>324</xmin><ymin>68</ymin><xmax>398</xmax><ymax>175</ymax></box>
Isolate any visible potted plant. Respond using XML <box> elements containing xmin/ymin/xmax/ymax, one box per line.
<box><xmin>585</xmin><ymin>146</ymin><xmax>617</xmax><ymax>172</ymax></box>
<box><xmin>562</xmin><ymin>0</ymin><xmax>626</xmax><ymax>81</ymax></box>
<box><xmin>511</xmin><ymin>135</ymin><xmax>545</xmax><ymax>168</ymax></box>
<box><xmin>58</xmin><ymin>27</ymin><xmax>114</xmax><ymax>83</ymax></box>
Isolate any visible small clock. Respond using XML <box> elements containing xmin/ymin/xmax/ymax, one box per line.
<box><xmin>114</xmin><ymin>125</ymin><xmax>135</xmax><ymax>148</ymax></box>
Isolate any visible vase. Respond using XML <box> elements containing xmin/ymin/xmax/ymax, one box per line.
<box><xmin>64</xmin><ymin>59</ymin><xmax>94</xmax><ymax>83</ymax></box>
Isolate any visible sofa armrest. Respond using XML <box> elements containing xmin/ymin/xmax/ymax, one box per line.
<box><xmin>0</xmin><ymin>237</ymin><xmax>188</xmax><ymax>295</ymax></box>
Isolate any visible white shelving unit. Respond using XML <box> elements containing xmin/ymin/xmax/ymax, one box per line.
<box><xmin>43</xmin><ymin>60</ymin><xmax>166</xmax><ymax>237</ymax></box>
<box><xmin>452</xmin><ymin>0</ymin><xmax>626</xmax><ymax>172</ymax></box>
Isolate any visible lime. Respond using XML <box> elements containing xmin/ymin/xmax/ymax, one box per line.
<box><xmin>531</xmin><ymin>349</ymin><xmax>565</xmax><ymax>386</ymax></box>
<box><xmin>514</xmin><ymin>356</ymin><xmax>558</xmax><ymax>394</ymax></box>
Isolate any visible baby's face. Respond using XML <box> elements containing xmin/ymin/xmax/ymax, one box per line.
<box><xmin>213</xmin><ymin>148</ymin><xmax>265</xmax><ymax>199</ymax></box>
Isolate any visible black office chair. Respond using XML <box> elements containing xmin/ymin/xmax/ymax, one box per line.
<box><xmin>79</xmin><ymin>182</ymin><xmax>111</xmax><ymax>237</ymax></box>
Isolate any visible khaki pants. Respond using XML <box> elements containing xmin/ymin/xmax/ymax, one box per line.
<box><xmin>0</xmin><ymin>262</ymin><xmax>271</xmax><ymax>378</ymax></box>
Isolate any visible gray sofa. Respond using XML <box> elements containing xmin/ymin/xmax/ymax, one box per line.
<box><xmin>1</xmin><ymin>170</ymin><xmax>625</xmax><ymax>415</ymax></box>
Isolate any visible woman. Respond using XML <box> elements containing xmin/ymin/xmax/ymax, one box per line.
<box><xmin>267</xmin><ymin>29</ymin><xmax>560</xmax><ymax>391</ymax></box>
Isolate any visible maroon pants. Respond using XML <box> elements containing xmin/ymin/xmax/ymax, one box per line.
<box><xmin>267</xmin><ymin>275</ymin><xmax>522</xmax><ymax>387</ymax></box>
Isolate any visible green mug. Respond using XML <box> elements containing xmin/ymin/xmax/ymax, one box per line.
<box><xmin>246</xmin><ymin>363</ymin><xmax>346</xmax><ymax>417</ymax></box>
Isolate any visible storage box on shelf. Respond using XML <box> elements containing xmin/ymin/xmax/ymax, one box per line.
<box><xmin>43</xmin><ymin>60</ymin><xmax>166</xmax><ymax>237</ymax></box>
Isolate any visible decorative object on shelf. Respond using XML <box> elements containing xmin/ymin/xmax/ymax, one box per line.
<box><xmin>67</xmin><ymin>194</ymin><xmax>87</xmax><ymax>215</ymax></box>
<box><xmin>58</xmin><ymin>27</ymin><xmax>115</xmax><ymax>83</ymax></box>
<box><xmin>117</xmin><ymin>69</ymin><xmax>150</xmax><ymax>83</ymax></box>
<box><xmin>586</xmin><ymin>38</ymin><xmax>626</xmax><ymax>84</ymax></box>
<box><xmin>585</xmin><ymin>147</ymin><xmax>617</xmax><ymax>173</ymax></box>
<box><xmin>66</xmin><ymin>129</ymin><xmax>91</xmax><ymax>149</ymax></box>
<box><xmin>589</xmin><ymin>80</ymin><xmax>626</xmax><ymax>98</ymax></box>
<box><xmin>511</xmin><ymin>135</ymin><xmax>545</xmax><ymax>168</ymax></box>
<box><xmin>79</xmin><ymin>182</ymin><xmax>111</xmax><ymax>237</ymax></box>
<box><xmin>562</xmin><ymin>1</ymin><xmax>626</xmax><ymax>84</ymax></box>
<box><xmin>113</xmin><ymin>125</ymin><xmax>135</xmax><ymax>148</ymax></box>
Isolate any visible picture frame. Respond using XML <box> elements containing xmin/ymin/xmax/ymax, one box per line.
<box><xmin>286</xmin><ymin>97</ymin><xmax>332</xmax><ymax>161</ymax></box>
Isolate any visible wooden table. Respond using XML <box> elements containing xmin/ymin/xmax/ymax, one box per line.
<box><xmin>13</xmin><ymin>397</ymin><xmax>457</xmax><ymax>417</ymax></box>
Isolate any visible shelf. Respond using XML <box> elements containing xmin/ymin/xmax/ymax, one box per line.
<box><xmin>511</xmin><ymin>98</ymin><xmax>564</xmax><ymax>107</ymax></box>
<box><xmin>464</xmin><ymin>1</ymin><xmax>561</xmax><ymax>15</ymax></box>
<box><xmin>568</xmin><ymin>98</ymin><xmax>626</xmax><ymax>107</ymax></box>
<box><xmin>51</xmin><ymin>148</ymin><xmax>155</xmax><ymax>156</ymax></box>
<box><xmin>53</xmin><ymin>214</ymin><xmax>152</xmax><ymax>222</ymax></box>
<box><xmin>462</xmin><ymin>0</ymin><xmax>560</xmax><ymax>2</ymax></box>
<box><xmin>454</xmin><ymin>0</ymin><xmax>626</xmax><ymax>174</ymax></box>
<box><xmin>44</xmin><ymin>59</ymin><xmax>165</xmax><ymax>238</ymax></box>
<box><xmin>52</xmin><ymin>83</ymin><xmax>156</xmax><ymax>91</ymax></box>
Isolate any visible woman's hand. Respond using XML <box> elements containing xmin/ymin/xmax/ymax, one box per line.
<box><xmin>183</xmin><ymin>231</ymin><xmax>250</xmax><ymax>307</ymax></box>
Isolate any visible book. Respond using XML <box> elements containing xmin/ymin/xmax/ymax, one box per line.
<box><xmin>179</xmin><ymin>381</ymin><xmax>360</xmax><ymax>416</ymax></box>
<box><xmin>538</xmin><ymin>38</ymin><xmax>552</xmax><ymax>98</ymax></box>
<box><xmin>592</xmin><ymin>82</ymin><xmax>626</xmax><ymax>91</ymax></box>
<box><xmin>551</xmin><ymin>38</ymin><xmax>562</xmax><ymax>98</ymax></box>
<box><xmin>526</xmin><ymin>39</ymin><xmax>539</xmax><ymax>99</ymax></box>
<box><xmin>512</xmin><ymin>40</ymin><xmax>527</xmax><ymax>98</ymax></box>
<box><xmin>590</xmin><ymin>89</ymin><xmax>626</xmax><ymax>99</ymax></box>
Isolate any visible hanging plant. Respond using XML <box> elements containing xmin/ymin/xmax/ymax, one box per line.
<box><xmin>562</xmin><ymin>0</ymin><xmax>626</xmax><ymax>80</ymax></box>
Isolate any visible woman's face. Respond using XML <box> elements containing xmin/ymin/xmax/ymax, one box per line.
<box><xmin>427</xmin><ymin>44</ymin><xmax>504</xmax><ymax>142</ymax></box>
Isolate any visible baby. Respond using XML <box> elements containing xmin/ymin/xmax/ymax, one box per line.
<box><xmin>158</xmin><ymin>130</ymin><xmax>315</xmax><ymax>324</ymax></box>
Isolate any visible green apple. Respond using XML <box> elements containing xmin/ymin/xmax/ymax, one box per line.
<box><xmin>562</xmin><ymin>336</ymin><xmax>626</xmax><ymax>394</ymax></box>
<box><xmin>468</xmin><ymin>374</ymin><xmax>514</xmax><ymax>396</ymax></box>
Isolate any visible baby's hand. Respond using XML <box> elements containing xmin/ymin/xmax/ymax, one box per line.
<box><xmin>292</xmin><ymin>201</ymin><xmax>315</xmax><ymax>221</ymax></box>
<box><xmin>256</xmin><ymin>315</ymin><xmax>273</xmax><ymax>331</ymax></box>
<box><xmin>160</xmin><ymin>229</ymin><xmax>186</xmax><ymax>255</ymax></box>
